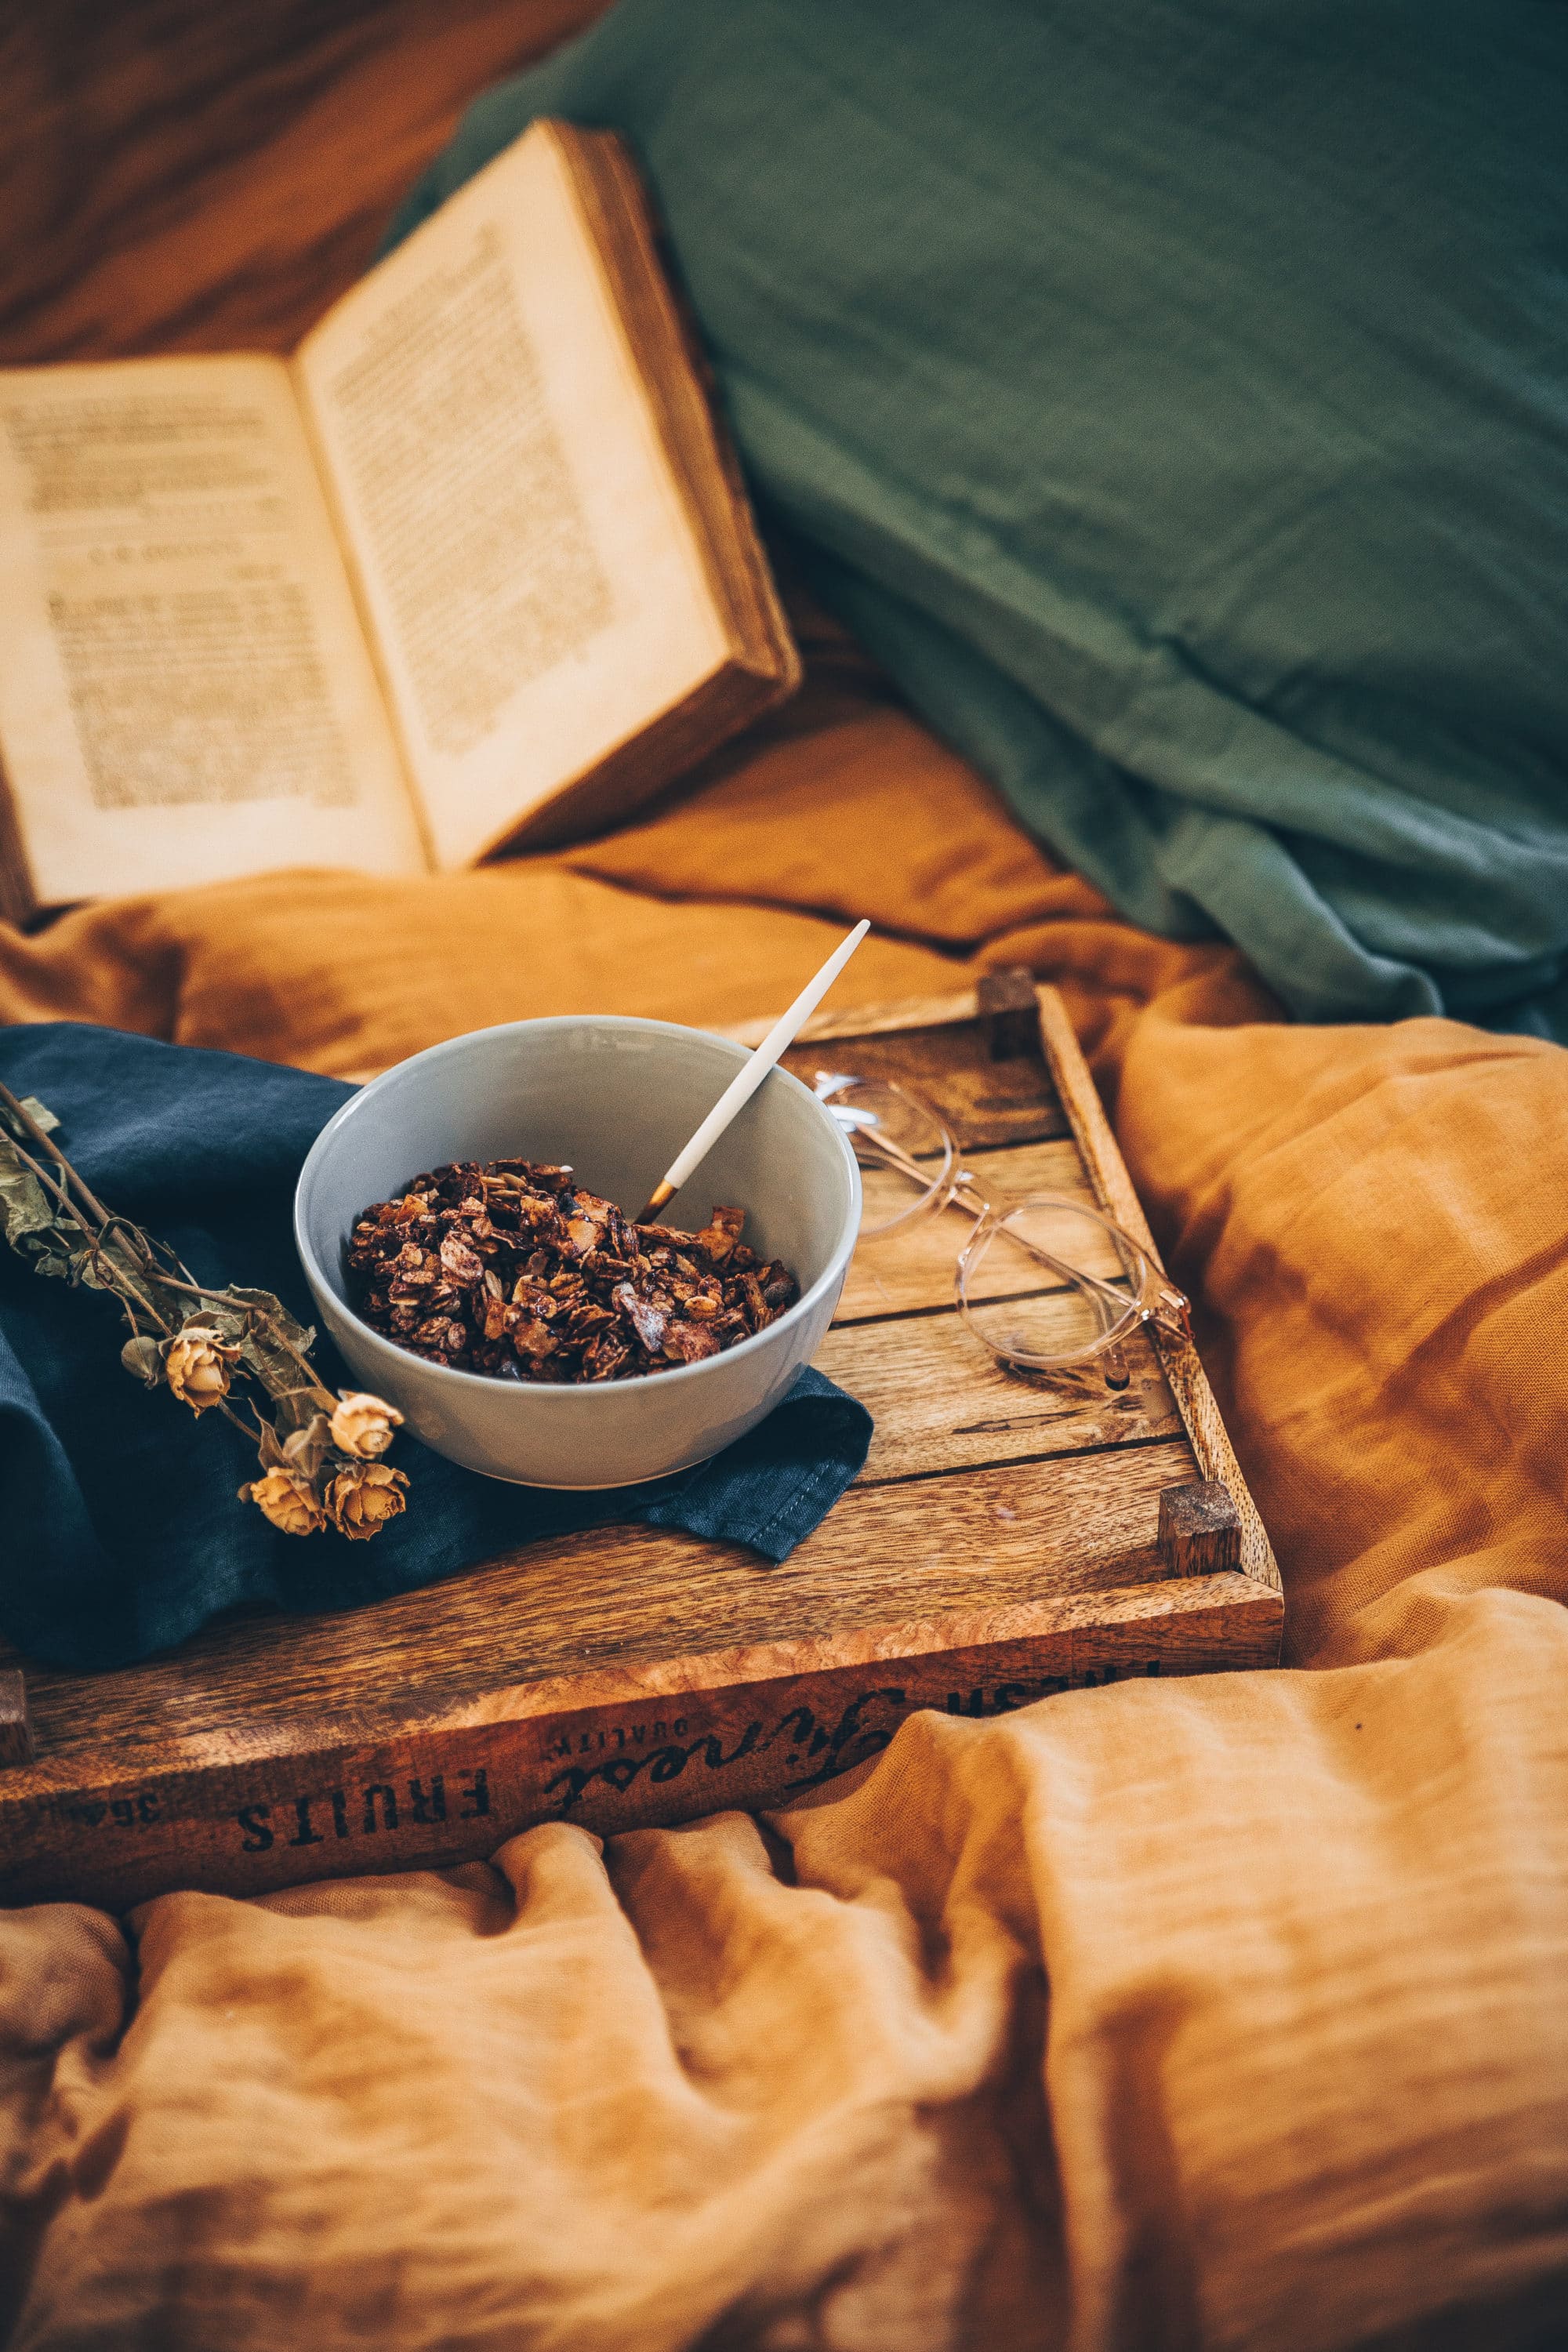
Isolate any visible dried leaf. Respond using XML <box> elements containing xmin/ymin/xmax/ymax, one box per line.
<box><xmin>1</xmin><ymin>1100</ymin><xmax>384</xmax><ymax>1534</ymax></box>
<box><xmin>256</xmin><ymin>1419</ymin><xmax>290</xmax><ymax>1471</ymax></box>
<box><xmin>224</xmin><ymin>1286</ymin><xmax>314</xmax><ymax>1350</ymax></box>
<box><xmin>273</xmin><ymin>1386</ymin><xmax>324</xmax><ymax>1433</ymax></box>
<box><xmin>27</xmin><ymin>1236</ymin><xmax>74</xmax><ymax>1280</ymax></box>
<box><xmin>194</xmin><ymin>1307</ymin><xmax>248</xmax><ymax>1345</ymax></box>
<box><xmin>0</xmin><ymin>1137</ymin><xmax>56</xmax><ymax>1249</ymax></box>
<box><xmin>281</xmin><ymin>1412</ymin><xmax>331</xmax><ymax>1483</ymax></box>
<box><xmin>221</xmin><ymin>1285</ymin><xmax>318</xmax><ymax>1398</ymax></box>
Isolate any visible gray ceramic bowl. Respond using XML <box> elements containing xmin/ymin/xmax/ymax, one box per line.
<box><xmin>293</xmin><ymin>1017</ymin><xmax>861</xmax><ymax>1488</ymax></box>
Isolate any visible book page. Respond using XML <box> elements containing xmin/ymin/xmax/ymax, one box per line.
<box><xmin>0</xmin><ymin>355</ymin><xmax>426</xmax><ymax>906</ymax></box>
<box><xmin>295</xmin><ymin>127</ymin><xmax>728</xmax><ymax>869</ymax></box>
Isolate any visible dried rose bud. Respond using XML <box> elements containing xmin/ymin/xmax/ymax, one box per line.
<box><xmin>244</xmin><ymin>1467</ymin><xmax>327</xmax><ymax>1537</ymax></box>
<box><xmin>325</xmin><ymin>1461</ymin><xmax>409</xmax><ymax>1541</ymax></box>
<box><xmin>328</xmin><ymin>1391</ymin><xmax>404</xmax><ymax>1460</ymax></box>
<box><xmin>165</xmin><ymin>1325</ymin><xmax>239</xmax><ymax>1413</ymax></box>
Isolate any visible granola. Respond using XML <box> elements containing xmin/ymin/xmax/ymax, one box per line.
<box><xmin>347</xmin><ymin>1160</ymin><xmax>800</xmax><ymax>1383</ymax></box>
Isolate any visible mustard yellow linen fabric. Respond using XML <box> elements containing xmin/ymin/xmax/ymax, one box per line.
<box><xmin>2</xmin><ymin>653</ymin><xmax>1566</xmax><ymax>2348</ymax></box>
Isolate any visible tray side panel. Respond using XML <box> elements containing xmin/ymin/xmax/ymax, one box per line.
<box><xmin>1033</xmin><ymin>985</ymin><xmax>1283</xmax><ymax>1605</ymax></box>
<box><xmin>0</xmin><ymin>1578</ymin><xmax>1282</xmax><ymax>1909</ymax></box>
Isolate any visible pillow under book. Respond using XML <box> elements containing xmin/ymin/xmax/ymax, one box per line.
<box><xmin>392</xmin><ymin>0</ymin><xmax>1568</xmax><ymax>1039</ymax></box>
<box><xmin>0</xmin><ymin>1025</ymin><xmax>870</xmax><ymax>1671</ymax></box>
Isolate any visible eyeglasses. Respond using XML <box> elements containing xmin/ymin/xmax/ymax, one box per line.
<box><xmin>816</xmin><ymin>1073</ymin><xmax>1191</xmax><ymax>1388</ymax></box>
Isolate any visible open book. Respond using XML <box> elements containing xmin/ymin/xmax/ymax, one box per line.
<box><xmin>0</xmin><ymin>122</ymin><xmax>799</xmax><ymax>922</ymax></box>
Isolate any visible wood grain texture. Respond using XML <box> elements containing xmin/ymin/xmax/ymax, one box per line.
<box><xmin>779</xmin><ymin>1018</ymin><xmax>1069</xmax><ymax>1152</ymax></box>
<box><xmin>1158</xmin><ymin>1480</ymin><xmax>1243</xmax><ymax>1576</ymax></box>
<box><xmin>1033</xmin><ymin>985</ymin><xmax>1284</xmax><ymax>1599</ymax></box>
<box><xmin>829</xmin><ymin>1316</ymin><xmax>1181</xmax><ymax>1483</ymax></box>
<box><xmin>832</xmin><ymin>1136</ymin><xmax>1100</xmax><ymax>1323</ymax></box>
<box><xmin>0</xmin><ymin>1573</ymin><xmax>1284</xmax><ymax>1908</ymax></box>
<box><xmin>724</xmin><ymin>991</ymin><xmax>980</xmax><ymax>1050</ymax></box>
<box><xmin>7</xmin><ymin>1435</ymin><xmax>1201</xmax><ymax>1786</ymax></box>
<box><xmin>976</xmin><ymin>966</ymin><xmax>1040</xmax><ymax>1059</ymax></box>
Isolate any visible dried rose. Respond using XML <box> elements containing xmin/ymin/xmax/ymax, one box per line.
<box><xmin>328</xmin><ymin>1391</ymin><xmax>404</xmax><ymax>1460</ymax></box>
<box><xmin>244</xmin><ymin>1467</ymin><xmax>328</xmax><ymax>1537</ymax></box>
<box><xmin>325</xmin><ymin>1461</ymin><xmax>409</xmax><ymax>1541</ymax></box>
<box><xmin>165</xmin><ymin>1325</ymin><xmax>239</xmax><ymax>1412</ymax></box>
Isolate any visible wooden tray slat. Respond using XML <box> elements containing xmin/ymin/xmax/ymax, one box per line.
<box><xmin>826</xmin><ymin>1318</ymin><xmax>1181</xmax><ymax>1482</ymax></box>
<box><xmin>14</xmin><ymin>1433</ymin><xmax>1200</xmax><ymax>1780</ymax></box>
<box><xmin>1</xmin><ymin>1567</ymin><xmax>1283</xmax><ymax>1913</ymax></box>
<box><xmin>1031</xmin><ymin>989</ymin><xmax>1282</xmax><ymax>1598</ymax></box>
<box><xmin>780</xmin><ymin>1022</ymin><xmax>1069</xmax><ymax>1152</ymax></box>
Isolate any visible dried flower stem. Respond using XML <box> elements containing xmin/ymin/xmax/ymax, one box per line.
<box><xmin>0</xmin><ymin>1079</ymin><xmax>113</xmax><ymax>1228</ymax></box>
<box><xmin>0</xmin><ymin>1079</ymin><xmax>409</xmax><ymax>1541</ymax></box>
<box><xmin>2</xmin><ymin>1134</ymin><xmax>187</xmax><ymax>1346</ymax></box>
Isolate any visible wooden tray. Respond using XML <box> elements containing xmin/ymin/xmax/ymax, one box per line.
<box><xmin>0</xmin><ymin>982</ymin><xmax>1280</xmax><ymax>1909</ymax></box>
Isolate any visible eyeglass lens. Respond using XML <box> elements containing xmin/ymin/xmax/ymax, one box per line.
<box><xmin>816</xmin><ymin>1076</ymin><xmax>957</xmax><ymax>1237</ymax></box>
<box><xmin>956</xmin><ymin>1198</ymin><xmax>1145</xmax><ymax>1371</ymax></box>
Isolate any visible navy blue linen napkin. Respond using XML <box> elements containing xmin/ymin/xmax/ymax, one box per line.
<box><xmin>0</xmin><ymin>1025</ymin><xmax>871</xmax><ymax>1671</ymax></box>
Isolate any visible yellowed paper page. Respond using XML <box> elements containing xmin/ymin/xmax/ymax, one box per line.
<box><xmin>295</xmin><ymin>127</ymin><xmax>728</xmax><ymax>869</ymax></box>
<box><xmin>0</xmin><ymin>354</ymin><xmax>426</xmax><ymax>905</ymax></box>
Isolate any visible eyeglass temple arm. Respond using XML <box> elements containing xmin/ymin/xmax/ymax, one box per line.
<box><xmin>848</xmin><ymin>1126</ymin><xmax>1189</xmax><ymax>1337</ymax></box>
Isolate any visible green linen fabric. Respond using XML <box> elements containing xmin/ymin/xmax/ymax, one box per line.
<box><xmin>391</xmin><ymin>0</ymin><xmax>1568</xmax><ymax>1036</ymax></box>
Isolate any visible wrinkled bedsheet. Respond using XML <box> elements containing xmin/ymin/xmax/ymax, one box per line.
<box><xmin>2</xmin><ymin>631</ymin><xmax>1566</xmax><ymax>2350</ymax></box>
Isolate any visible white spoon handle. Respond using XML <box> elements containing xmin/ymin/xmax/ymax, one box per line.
<box><xmin>640</xmin><ymin>920</ymin><xmax>870</xmax><ymax>1219</ymax></box>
